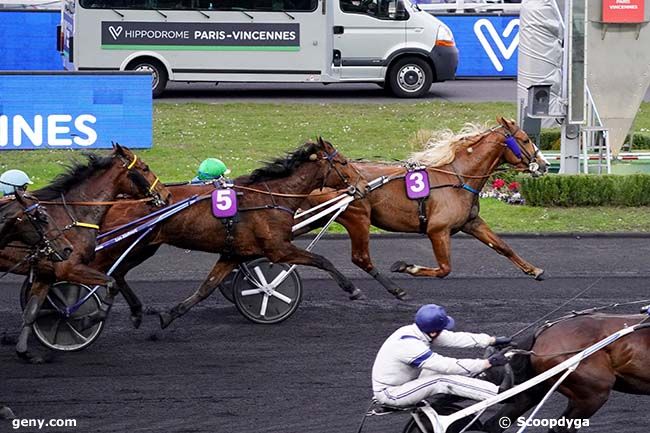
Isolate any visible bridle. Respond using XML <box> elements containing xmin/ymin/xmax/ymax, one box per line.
<box><xmin>491</xmin><ymin>125</ymin><xmax>543</xmax><ymax>174</ymax></box>
<box><xmin>1</xmin><ymin>199</ymin><xmax>70</xmax><ymax>262</ymax></box>
<box><xmin>320</xmin><ymin>145</ymin><xmax>366</xmax><ymax>198</ymax></box>
<box><xmin>121</xmin><ymin>153</ymin><xmax>166</xmax><ymax>207</ymax></box>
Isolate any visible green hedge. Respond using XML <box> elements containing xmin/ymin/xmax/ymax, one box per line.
<box><xmin>537</xmin><ymin>130</ymin><xmax>650</xmax><ymax>151</ymax></box>
<box><xmin>521</xmin><ymin>174</ymin><xmax>650</xmax><ymax>206</ymax></box>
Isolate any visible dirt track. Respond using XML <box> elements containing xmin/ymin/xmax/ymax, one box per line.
<box><xmin>1</xmin><ymin>235</ymin><xmax>648</xmax><ymax>433</ymax></box>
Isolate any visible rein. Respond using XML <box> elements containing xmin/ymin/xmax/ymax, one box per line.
<box><xmin>233</xmin><ymin>184</ymin><xmax>350</xmax><ymax>198</ymax></box>
<box><xmin>36</xmin><ymin>197</ymin><xmax>155</xmax><ymax>206</ymax></box>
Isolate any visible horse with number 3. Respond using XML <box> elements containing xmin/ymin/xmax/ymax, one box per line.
<box><xmin>296</xmin><ymin>117</ymin><xmax>549</xmax><ymax>299</ymax></box>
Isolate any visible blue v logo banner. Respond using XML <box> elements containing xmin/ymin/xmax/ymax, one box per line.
<box><xmin>0</xmin><ymin>73</ymin><xmax>152</xmax><ymax>150</ymax></box>
<box><xmin>436</xmin><ymin>15</ymin><xmax>519</xmax><ymax>77</ymax></box>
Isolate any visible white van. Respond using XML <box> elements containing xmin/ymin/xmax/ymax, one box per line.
<box><xmin>60</xmin><ymin>0</ymin><xmax>458</xmax><ymax>97</ymax></box>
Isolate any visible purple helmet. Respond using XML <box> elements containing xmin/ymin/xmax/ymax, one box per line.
<box><xmin>415</xmin><ymin>304</ymin><xmax>455</xmax><ymax>334</ymax></box>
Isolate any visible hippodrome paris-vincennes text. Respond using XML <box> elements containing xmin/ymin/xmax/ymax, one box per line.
<box><xmin>122</xmin><ymin>30</ymin><xmax>297</xmax><ymax>41</ymax></box>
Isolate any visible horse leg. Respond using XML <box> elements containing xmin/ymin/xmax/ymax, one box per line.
<box><xmin>549</xmin><ymin>373</ymin><xmax>613</xmax><ymax>433</ymax></box>
<box><xmin>462</xmin><ymin>216</ymin><xmax>545</xmax><ymax>280</ymax></box>
<box><xmin>483</xmin><ymin>390</ymin><xmax>541</xmax><ymax>433</ymax></box>
<box><xmin>391</xmin><ymin>229</ymin><xmax>452</xmax><ymax>278</ymax></box>
<box><xmin>54</xmin><ymin>262</ymin><xmax>116</xmax><ymax>288</ymax></box>
<box><xmin>16</xmin><ymin>281</ymin><xmax>49</xmax><ymax>363</ymax></box>
<box><xmin>266</xmin><ymin>244</ymin><xmax>364</xmax><ymax>300</ymax></box>
<box><xmin>339</xmin><ymin>211</ymin><xmax>407</xmax><ymax>300</ymax></box>
<box><xmin>114</xmin><ymin>276</ymin><xmax>145</xmax><ymax>329</ymax></box>
<box><xmin>159</xmin><ymin>258</ymin><xmax>239</xmax><ymax>329</ymax></box>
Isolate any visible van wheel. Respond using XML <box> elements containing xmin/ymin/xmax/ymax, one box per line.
<box><xmin>129</xmin><ymin>59</ymin><xmax>168</xmax><ymax>98</ymax></box>
<box><xmin>388</xmin><ymin>57</ymin><xmax>433</xmax><ymax>98</ymax></box>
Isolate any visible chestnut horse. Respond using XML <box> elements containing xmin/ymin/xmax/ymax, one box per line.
<box><xmin>0</xmin><ymin>191</ymin><xmax>73</xmax><ymax>262</ymax></box>
<box><xmin>484</xmin><ymin>313</ymin><xmax>650</xmax><ymax>433</ymax></box>
<box><xmin>0</xmin><ymin>144</ymin><xmax>170</xmax><ymax>362</ymax></box>
<box><xmin>297</xmin><ymin>118</ymin><xmax>548</xmax><ymax>299</ymax></box>
<box><xmin>50</xmin><ymin>139</ymin><xmax>367</xmax><ymax>330</ymax></box>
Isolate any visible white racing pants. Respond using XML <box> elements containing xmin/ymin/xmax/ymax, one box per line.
<box><xmin>374</xmin><ymin>370</ymin><xmax>498</xmax><ymax>407</ymax></box>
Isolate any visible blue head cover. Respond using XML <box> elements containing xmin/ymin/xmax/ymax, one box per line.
<box><xmin>505</xmin><ymin>136</ymin><xmax>523</xmax><ymax>159</ymax></box>
<box><xmin>415</xmin><ymin>304</ymin><xmax>455</xmax><ymax>334</ymax></box>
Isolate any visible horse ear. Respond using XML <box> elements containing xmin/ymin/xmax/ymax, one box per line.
<box><xmin>317</xmin><ymin>136</ymin><xmax>326</xmax><ymax>146</ymax></box>
<box><xmin>496</xmin><ymin>116</ymin><xmax>507</xmax><ymax>127</ymax></box>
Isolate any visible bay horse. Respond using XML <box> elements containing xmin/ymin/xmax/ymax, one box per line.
<box><xmin>71</xmin><ymin>139</ymin><xmax>368</xmax><ymax>330</ymax></box>
<box><xmin>484</xmin><ymin>312</ymin><xmax>650</xmax><ymax>433</ymax></box>
<box><xmin>297</xmin><ymin>117</ymin><xmax>548</xmax><ymax>299</ymax></box>
<box><xmin>0</xmin><ymin>190</ymin><xmax>73</xmax><ymax>262</ymax></box>
<box><xmin>0</xmin><ymin>144</ymin><xmax>170</xmax><ymax>362</ymax></box>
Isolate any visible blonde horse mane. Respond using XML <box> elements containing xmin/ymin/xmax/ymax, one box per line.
<box><xmin>409</xmin><ymin>123</ymin><xmax>489</xmax><ymax>167</ymax></box>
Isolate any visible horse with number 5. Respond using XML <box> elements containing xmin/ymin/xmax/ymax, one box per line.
<box><xmin>69</xmin><ymin>138</ymin><xmax>368</xmax><ymax>331</ymax></box>
<box><xmin>296</xmin><ymin>117</ymin><xmax>549</xmax><ymax>299</ymax></box>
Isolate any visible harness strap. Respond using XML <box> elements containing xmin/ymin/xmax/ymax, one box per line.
<box><xmin>37</xmin><ymin>197</ymin><xmax>154</xmax><ymax>206</ymax></box>
<box><xmin>417</xmin><ymin>197</ymin><xmax>428</xmax><ymax>234</ymax></box>
<box><xmin>72</xmin><ymin>222</ymin><xmax>100</xmax><ymax>230</ymax></box>
<box><xmin>127</xmin><ymin>154</ymin><xmax>138</xmax><ymax>170</ymax></box>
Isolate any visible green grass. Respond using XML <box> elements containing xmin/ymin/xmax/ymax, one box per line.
<box><xmin>2</xmin><ymin>101</ymin><xmax>650</xmax><ymax>233</ymax></box>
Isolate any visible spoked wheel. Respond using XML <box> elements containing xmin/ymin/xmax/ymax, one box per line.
<box><xmin>22</xmin><ymin>281</ymin><xmax>105</xmax><ymax>352</ymax></box>
<box><xmin>233</xmin><ymin>258</ymin><xmax>302</xmax><ymax>324</ymax></box>
<box><xmin>218</xmin><ymin>269</ymin><xmax>238</xmax><ymax>304</ymax></box>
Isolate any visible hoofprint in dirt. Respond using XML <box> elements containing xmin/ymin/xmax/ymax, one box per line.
<box><xmin>0</xmin><ymin>235</ymin><xmax>648</xmax><ymax>433</ymax></box>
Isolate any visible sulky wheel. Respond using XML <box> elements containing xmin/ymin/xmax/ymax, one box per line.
<box><xmin>233</xmin><ymin>258</ymin><xmax>302</xmax><ymax>324</ymax></box>
<box><xmin>25</xmin><ymin>282</ymin><xmax>105</xmax><ymax>352</ymax></box>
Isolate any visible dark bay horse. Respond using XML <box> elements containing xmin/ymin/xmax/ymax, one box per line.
<box><xmin>0</xmin><ymin>191</ymin><xmax>73</xmax><ymax>262</ymax></box>
<box><xmin>298</xmin><ymin>118</ymin><xmax>548</xmax><ymax>299</ymax></box>
<box><xmin>484</xmin><ymin>313</ymin><xmax>650</xmax><ymax>433</ymax></box>
<box><xmin>0</xmin><ymin>144</ymin><xmax>170</xmax><ymax>362</ymax></box>
<box><xmin>75</xmin><ymin>139</ymin><xmax>368</xmax><ymax>330</ymax></box>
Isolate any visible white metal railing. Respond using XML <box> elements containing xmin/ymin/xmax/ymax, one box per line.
<box><xmin>418</xmin><ymin>1</ymin><xmax>521</xmax><ymax>14</ymax></box>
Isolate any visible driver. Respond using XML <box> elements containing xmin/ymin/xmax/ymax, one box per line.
<box><xmin>0</xmin><ymin>169</ymin><xmax>33</xmax><ymax>198</ymax></box>
<box><xmin>191</xmin><ymin>158</ymin><xmax>231</xmax><ymax>184</ymax></box>
<box><xmin>371</xmin><ymin>304</ymin><xmax>512</xmax><ymax>407</ymax></box>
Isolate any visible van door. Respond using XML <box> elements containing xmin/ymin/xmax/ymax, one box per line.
<box><xmin>332</xmin><ymin>0</ymin><xmax>407</xmax><ymax>79</ymax></box>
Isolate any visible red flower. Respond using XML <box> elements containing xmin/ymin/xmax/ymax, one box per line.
<box><xmin>508</xmin><ymin>181</ymin><xmax>520</xmax><ymax>191</ymax></box>
<box><xmin>492</xmin><ymin>179</ymin><xmax>506</xmax><ymax>189</ymax></box>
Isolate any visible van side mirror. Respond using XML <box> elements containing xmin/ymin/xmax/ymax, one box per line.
<box><xmin>395</xmin><ymin>0</ymin><xmax>408</xmax><ymax>20</ymax></box>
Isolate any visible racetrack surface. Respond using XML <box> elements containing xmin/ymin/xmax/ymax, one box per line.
<box><xmin>1</xmin><ymin>235</ymin><xmax>649</xmax><ymax>433</ymax></box>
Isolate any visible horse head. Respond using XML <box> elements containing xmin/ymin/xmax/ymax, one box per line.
<box><xmin>0</xmin><ymin>191</ymin><xmax>73</xmax><ymax>262</ymax></box>
<box><xmin>496</xmin><ymin>117</ymin><xmax>549</xmax><ymax>177</ymax></box>
<box><xmin>312</xmin><ymin>137</ymin><xmax>368</xmax><ymax>195</ymax></box>
<box><xmin>110</xmin><ymin>143</ymin><xmax>172</xmax><ymax>206</ymax></box>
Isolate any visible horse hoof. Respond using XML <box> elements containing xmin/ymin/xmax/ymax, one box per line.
<box><xmin>16</xmin><ymin>351</ymin><xmax>44</xmax><ymax>364</ymax></box>
<box><xmin>158</xmin><ymin>312</ymin><xmax>172</xmax><ymax>329</ymax></box>
<box><xmin>349</xmin><ymin>289</ymin><xmax>366</xmax><ymax>301</ymax></box>
<box><xmin>534</xmin><ymin>270</ymin><xmax>545</xmax><ymax>281</ymax></box>
<box><xmin>0</xmin><ymin>406</ymin><xmax>16</xmax><ymax>420</ymax></box>
<box><xmin>390</xmin><ymin>261</ymin><xmax>409</xmax><ymax>273</ymax></box>
<box><xmin>389</xmin><ymin>288</ymin><xmax>409</xmax><ymax>301</ymax></box>
<box><xmin>131</xmin><ymin>314</ymin><xmax>143</xmax><ymax>329</ymax></box>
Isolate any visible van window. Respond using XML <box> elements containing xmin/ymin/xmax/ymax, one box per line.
<box><xmin>80</xmin><ymin>0</ymin><xmax>318</xmax><ymax>12</ymax></box>
<box><xmin>339</xmin><ymin>0</ymin><xmax>404</xmax><ymax>20</ymax></box>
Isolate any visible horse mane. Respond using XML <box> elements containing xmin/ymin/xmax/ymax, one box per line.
<box><xmin>409</xmin><ymin>123</ymin><xmax>489</xmax><ymax>167</ymax></box>
<box><xmin>33</xmin><ymin>153</ymin><xmax>115</xmax><ymax>201</ymax></box>
<box><xmin>237</xmin><ymin>141</ymin><xmax>321</xmax><ymax>185</ymax></box>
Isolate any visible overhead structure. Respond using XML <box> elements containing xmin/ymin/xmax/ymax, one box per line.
<box><xmin>518</xmin><ymin>0</ymin><xmax>650</xmax><ymax>173</ymax></box>
<box><xmin>586</xmin><ymin>0</ymin><xmax>650</xmax><ymax>157</ymax></box>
